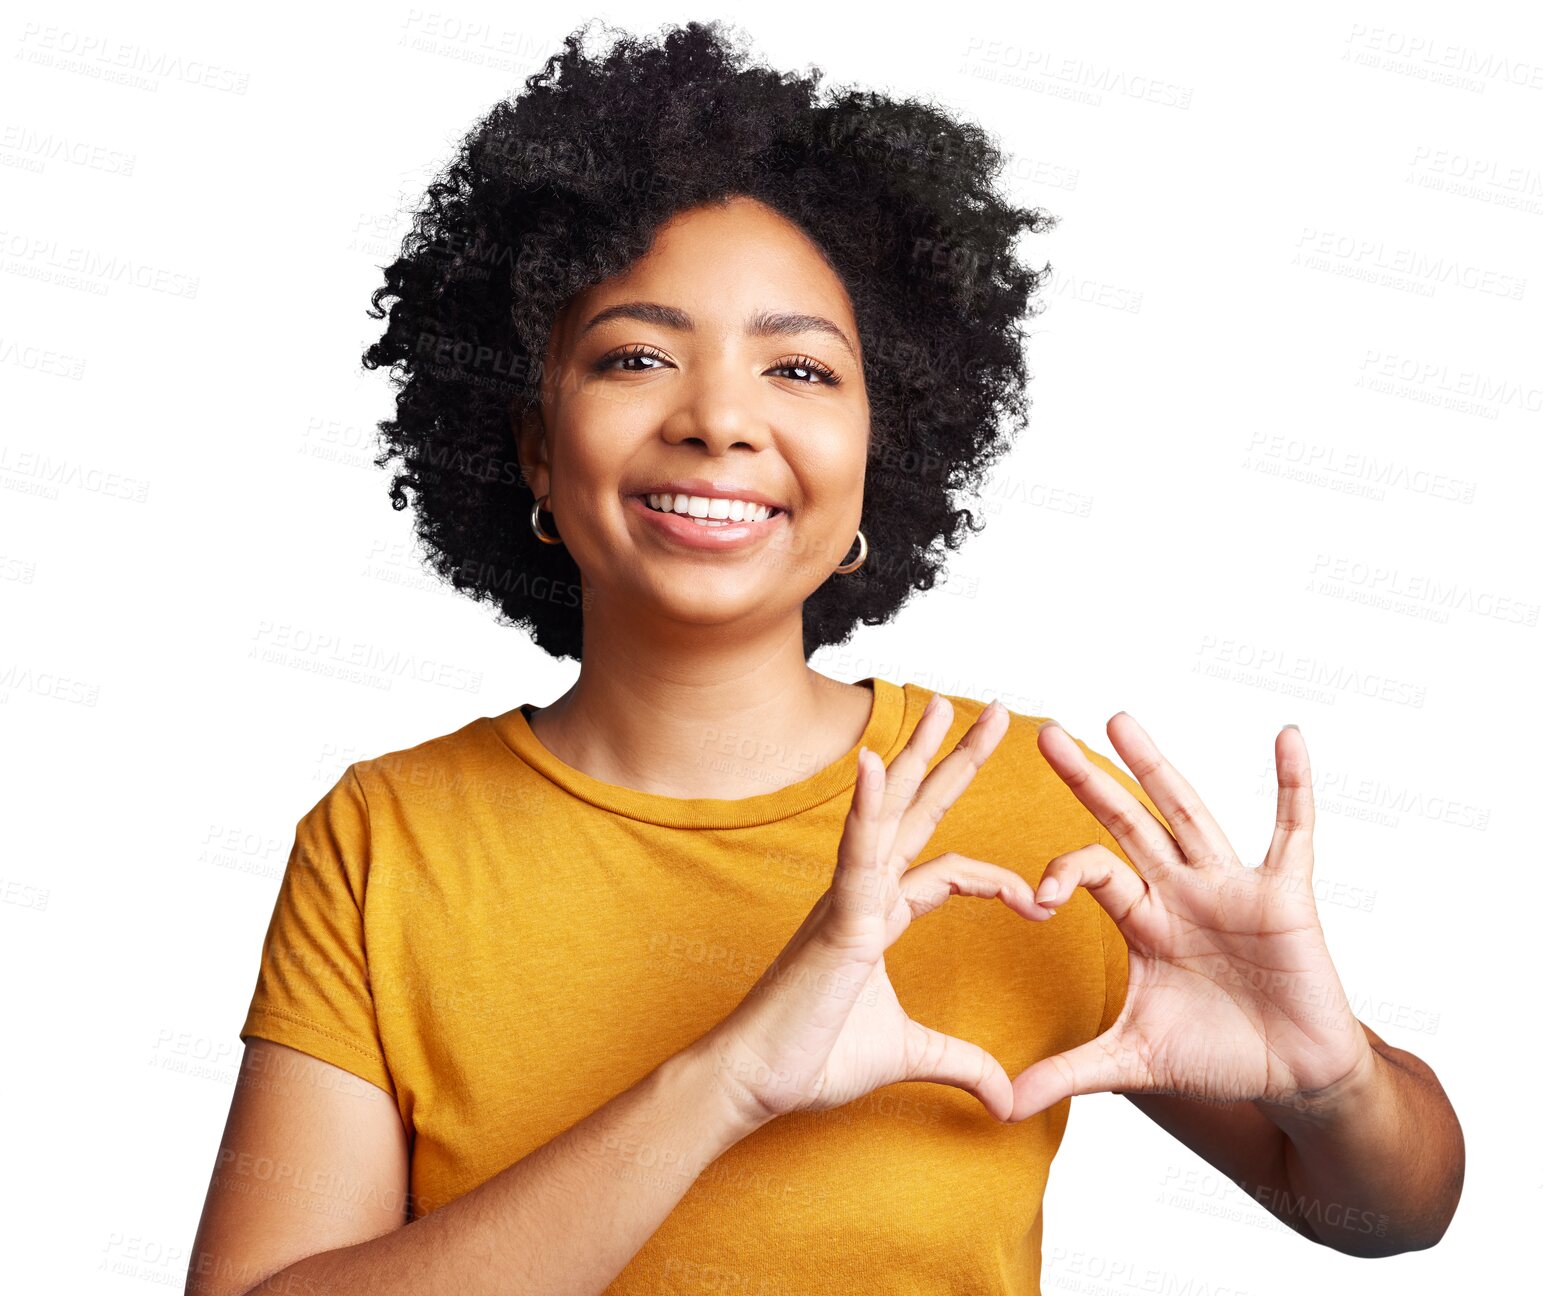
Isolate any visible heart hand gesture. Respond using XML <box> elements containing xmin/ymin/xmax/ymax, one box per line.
<box><xmin>701</xmin><ymin>695</ymin><xmax>1047</xmax><ymax>1127</ymax></box>
<box><xmin>1009</xmin><ymin>714</ymin><xmax>1375</xmax><ymax>1123</ymax></box>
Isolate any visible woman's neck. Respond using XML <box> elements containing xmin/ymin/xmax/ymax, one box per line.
<box><xmin>522</xmin><ymin>635</ymin><xmax>875</xmax><ymax>800</ymax></box>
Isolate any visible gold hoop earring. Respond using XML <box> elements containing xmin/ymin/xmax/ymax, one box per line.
<box><xmin>530</xmin><ymin>494</ymin><xmax>563</xmax><ymax>545</ymax></box>
<box><xmin>835</xmin><ymin>528</ymin><xmax>867</xmax><ymax>574</ymax></box>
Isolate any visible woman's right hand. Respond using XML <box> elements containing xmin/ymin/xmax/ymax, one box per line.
<box><xmin>697</xmin><ymin>694</ymin><xmax>1056</xmax><ymax>1126</ymax></box>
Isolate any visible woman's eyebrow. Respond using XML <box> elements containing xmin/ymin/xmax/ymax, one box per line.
<box><xmin>580</xmin><ymin>301</ymin><xmax>857</xmax><ymax>361</ymax></box>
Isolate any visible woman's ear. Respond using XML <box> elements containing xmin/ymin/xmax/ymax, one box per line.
<box><xmin>513</xmin><ymin>403</ymin><xmax>549</xmax><ymax>498</ymax></box>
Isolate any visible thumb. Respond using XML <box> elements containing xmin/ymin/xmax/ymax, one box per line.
<box><xmin>1008</xmin><ymin>1031</ymin><xmax>1141</xmax><ymax>1122</ymax></box>
<box><xmin>901</xmin><ymin>1018</ymin><xmax>1015</xmax><ymax>1122</ymax></box>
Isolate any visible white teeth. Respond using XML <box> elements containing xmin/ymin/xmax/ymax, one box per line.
<box><xmin>643</xmin><ymin>492</ymin><xmax>779</xmax><ymax>523</ymax></box>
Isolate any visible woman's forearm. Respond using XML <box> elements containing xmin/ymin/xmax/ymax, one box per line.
<box><xmin>245</xmin><ymin>1041</ymin><xmax>766</xmax><ymax>1296</ymax></box>
<box><xmin>1257</xmin><ymin>1033</ymin><xmax>1464</xmax><ymax>1257</ymax></box>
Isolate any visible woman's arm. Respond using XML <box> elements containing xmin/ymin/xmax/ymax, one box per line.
<box><xmin>185</xmin><ymin>1037</ymin><xmax>767</xmax><ymax>1296</ymax></box>
<box><xmin>1127</xmin><ymin>1020</ymin><xmax>1462</xmax><ymax>1256</ymax></box>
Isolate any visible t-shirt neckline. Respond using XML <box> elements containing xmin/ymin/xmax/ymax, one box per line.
<box><xmin>482</xmin><ymin>676</ymin><xmax>912</xmax><ymax>829</ymax></box>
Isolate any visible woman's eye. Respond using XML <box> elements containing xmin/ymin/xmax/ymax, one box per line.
<box><xmin>770</xmin><ymin>357</ymin><xmax>841</xmax><ymax>386</ymax></box>
<box><xmin>598</xmin><ymin>347</ymin><xmax>670</xmax><ymax>373</ymax></box>
<box><xmin>597</xmin><ymin>348</ymin><xmax>839</xmax><ymax>386</ymax></box>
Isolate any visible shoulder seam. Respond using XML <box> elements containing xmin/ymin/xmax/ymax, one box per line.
<box><xmin>346</xmin><ymin>762</ymin><xmax>373</xmax><ymax>882</ymax></box>
<box><xmin>342</xmin><ymin>764</ymin><xmax>381</xmax><ymax>1019</ymax></box>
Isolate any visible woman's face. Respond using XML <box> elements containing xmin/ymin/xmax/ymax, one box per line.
<box><xmin>519</xmin><ymin>194</ymin><xmax>870</xmax><ymax>637</ymax></box>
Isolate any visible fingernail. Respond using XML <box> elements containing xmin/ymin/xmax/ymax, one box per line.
<box><xmin>922</xmin><ymin>695</ymin><xmax>938</xmax><ymax>719</ymax></box>
<box><xmin>1037</xmin><ymin>877</ymin><xmax>1060</xmax><ymax>904</ymax></box>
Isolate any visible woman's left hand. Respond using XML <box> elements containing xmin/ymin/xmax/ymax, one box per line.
<box><xmin>1009</xmin><ymin>713</ymin><xmax>1376</xmax><ymax>1123</ymax></box>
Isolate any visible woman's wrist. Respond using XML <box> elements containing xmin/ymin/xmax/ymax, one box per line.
<box><xmin>670</xmin><ymin>1032</ymin><xmax>780</xmax><ymax>1150</ymax></box>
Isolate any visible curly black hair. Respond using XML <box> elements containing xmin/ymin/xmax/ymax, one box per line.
<box><xmin>361</xmin><ymin>17</ymin><xmax>1055</xmax><ymax>662</ymax></box>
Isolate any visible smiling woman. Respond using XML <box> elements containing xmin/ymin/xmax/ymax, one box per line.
<box><xmin>186</xmin><ymin>15</ymin><xmax>1460</xmax><ymax>1296</ymax></box>
<box><xmin>516</xmin><ymin>196</ymin><xmax>874</xmax><ymax>598</ymax></box>
<box><xmin>356</xmin><ymin>19</ymin><xmax>1048</xmax><ymax>666</ymax></box>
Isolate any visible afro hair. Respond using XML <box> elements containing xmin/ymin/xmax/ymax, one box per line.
<box><xmin>361</xmin><ymin>17</ymin><xmax>1055</xmax><ymax>661</ymax></box>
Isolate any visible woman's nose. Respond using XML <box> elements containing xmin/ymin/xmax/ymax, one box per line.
<box><xmin>660</xmin><ymin>363</ymin><xmax>773</xmax><ymax>452</ymax></box>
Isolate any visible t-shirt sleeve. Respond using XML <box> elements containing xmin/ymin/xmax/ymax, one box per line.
<box><xmin>239</xmin><ymin>763</ymin><xmax>395</xmax><ymax>1098</ymax></box>
<box><xmin>1073</xmin><ymin>740</ymin><xmax>1171</xmax><ymax>1038</ymax></box>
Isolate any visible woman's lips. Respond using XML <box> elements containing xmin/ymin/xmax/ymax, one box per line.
<box><xmin>626</xmin><ymin>494</ymin><xmax>788</xmax><ymax>550</ymax></box>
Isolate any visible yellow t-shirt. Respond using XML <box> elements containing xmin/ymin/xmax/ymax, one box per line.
<box><xmin>240</xmin><ymin>676</ymin><xmax>1150</xmax><ymax>1294</ymax></box>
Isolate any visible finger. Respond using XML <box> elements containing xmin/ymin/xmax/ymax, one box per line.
<box><xmin>869</xmin><ymin>694</ymin><xmax>965</xmax><ymax>861</ymax></box>
<box><xmin>1033</xmin><ymin>842</ymin><xmax>1147</xmax><ymax>930</ymax></box>
<box><xmin>1008</xmin><ymin>1031</ymin><xmax>1144</xmax><ymax>1122</ymax></box>
<box><xmin>901</xmin><ymin>1018</ymin><xmax>1015</xmax><ymax>1122</ymax></box>
<box><xmin>1037</xmin><ymin>721</ymin><xmax>1185</xmax><ymax>874</ymax></box>
<box><xmin>1263</xmin><ymin>724</ymin><xmax>1315</xmax><ymax>874</ymax></box>
<box><xmin>1104</xmin><ymin>712</ymin><xmax>1238</xmax><ymax>869</ymax></box>
<box><xmin>898</xmin><ymin>852</ymin><xmax>1055</xmax><ymax>924</ymax></box>
<box><xmin>826</xmin><ymin>746</ymin><xmax>890</xmax><ymax>935</ymax></box>
<box><xmin>887</xmin><ymin>699</ymin><xmax>1011</xmax><ymax>872</ymax></box>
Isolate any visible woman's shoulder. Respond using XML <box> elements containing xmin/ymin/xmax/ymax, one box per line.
<box><xmin>898</xmin><ymin>678</ymin><xmax>1055</xmax><ymax>741</ymax></box>
<box><xmin>340</xmin><ymin>706</ymin><xmax>523</xmax><ymax>795</ymax></box>
<box><xmin>896</xmin><ymin>679</ymin><xmax>1146</xmax><ymax>796</ymax></box>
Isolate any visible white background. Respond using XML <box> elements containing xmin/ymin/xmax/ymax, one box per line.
<box><xmin>3</xmin><ymin>0</ymin><xmax>1536</xmax><ymax>1289</ymax></box>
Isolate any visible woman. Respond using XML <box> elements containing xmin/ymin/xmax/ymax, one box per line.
<box><xmin>186</xmin><ymin>19</ymin><xmax>1462</xmax><ymax>1295</ymax></box>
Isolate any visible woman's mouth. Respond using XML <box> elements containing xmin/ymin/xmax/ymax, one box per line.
<box><xmin>637</xmin><ymin>491</ymin><xmax>785</xmax><ymax>526</ymax></box>
<box><xmin>627</xmin><ymin>491</ymin><xmax>789</xmax><ymax>550</ymax></box>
